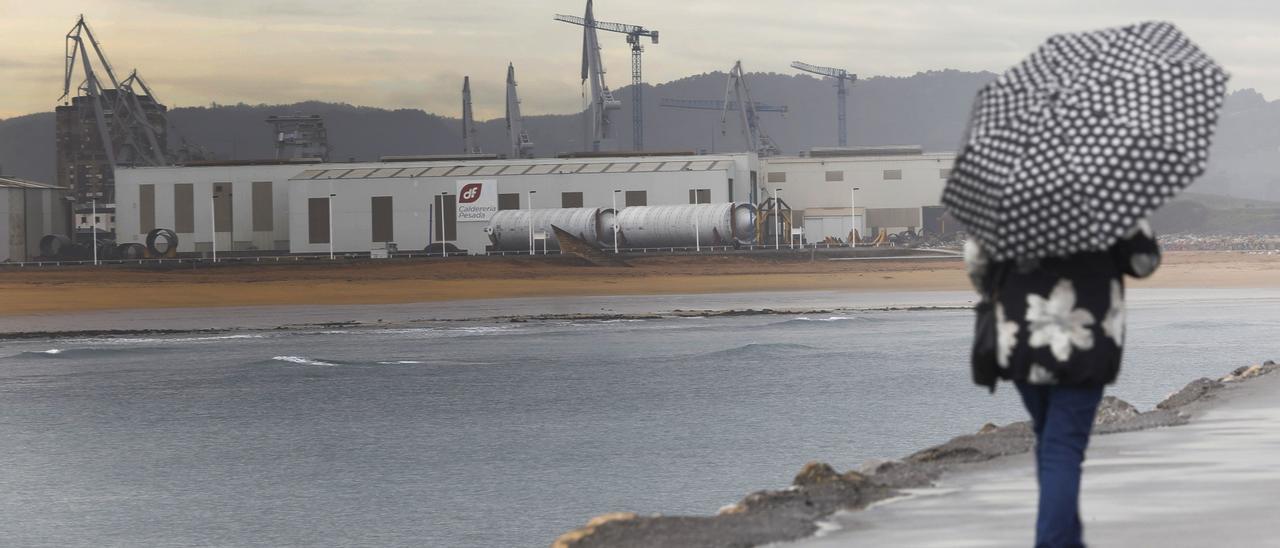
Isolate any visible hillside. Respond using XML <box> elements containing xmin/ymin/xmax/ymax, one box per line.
<box><xmin>1</xmin><ymin>70</ymin><xmax>1277</xmax><ymax>202</ymax></box>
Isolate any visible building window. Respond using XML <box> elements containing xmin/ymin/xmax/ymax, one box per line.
<box><xmin>561</xmin><ymin>192</ymin><xmax>584</xmax><ymax>208</ymax></box>
<box><xmin>174</xmin><ymin>183</ymin><xmax>194</xmax><ymax>233</ymax></box>
<box><xmin>625</xmin><ymin>190</ymin><xmax>647</xmax><ymax>207</ymax></box>
<box><xmin>252</xmin><ymin>181</ymin><xmax>273</xmax><ymax>231</ymax></box>
<box><xmin>212</xmin><ymin>183</ymin><xmax>232</xmax><ymax>232</ymax></box>
<box><xmin>883</xmin><ymin>169</ymin><xmax>903</xmax><ymax>181</ymax></box>
<box><xmin>497</xmin><ymin>193</ymin><xmax>520</xmax><ymax>211</ymax></box>
<box><xmin>139</xmin><ymin>184</ymin><xmax>156</xmax><ymax>233</ymax></box>
<box><xmin>940</xmin><ymin>168</ymin><xmax>953</xmax><ymax>179</ymax></box>
<box><xmin>688</xmin><ymin>189</ymin><xmax>711</xmax><ymax>204</ymax></box>
<box><xmin>371</xmin><ymin>196</ymin><xmax>394</xmax><ymax>242</ymax></box>
<box><xmin>767</xmin><ymin>172</ymin><xmax>786</xmax><ymax>183</ymax></box>
<box><xmin>308</xmin><ymin>197</ymin><xmax>330</xmax><ymax>244</ymax></box>
<box><xmin>94</xmin><ymin>216</ymin><xmax>101</xmax><ymax>224</ymax></box>
<box><xmin>433</xmin><ymin>194</ymin><xmax>457</xmax><ymax>241</ymax></box>
<box><xmin>825</xmin><ymin>170</ymin><xmax>844</xmax><ymax>182</ymax></box>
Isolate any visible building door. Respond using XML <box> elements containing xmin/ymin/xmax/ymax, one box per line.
<box><xmin>212</xmin><ymin>183</ymin><xmax>233</xmax><ymax>252</ymax></box>
<box><xmin>433</xmin><ymin>194</ymin><xmax>457</xmax><ymax>242</ymax></box>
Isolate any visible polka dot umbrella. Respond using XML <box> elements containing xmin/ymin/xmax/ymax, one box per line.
<box><xmin>942</xmin><ymin>21</ymin><xmax>1228</xmax><ymax>262</ymax></box>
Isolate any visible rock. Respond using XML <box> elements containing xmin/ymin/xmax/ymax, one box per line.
<box><xmin>792</xmin><ymin>461</ymin><xmax>866</xmax><ymax>488</ymax></box>
<box><xmin>977</xmin><ymin>422</ymin><xmax>1000</xmax><ymax>434</ymax></box>
<box><xmin>1156</xmin><ymin>377</ymin><xmax>1224</xmax><ymax>410</ymax></box>
<box><xmin>1094</xmin><ymin>396</ymin><xmax>1140</xmax><ymax>426</ymax></box>
<box><xmin>1220</xmin><ymin>362</ymin><xmax>1279</xmax><ymax>382</ymax></box>
<box><xmin>551</xmin><ymin>512</ymin><xmax>639</xmax><ymax>548</ymax></box>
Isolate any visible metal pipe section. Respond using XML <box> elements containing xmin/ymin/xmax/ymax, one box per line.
<box><xmin>614</xmin><ymin>203</ymin><xmax>756</xmax><ymax>249</ymax></box>
<box><xmin>487</xmin><ymin>208</ymin><xmax>613</xmax><ymax>251</ymax></box>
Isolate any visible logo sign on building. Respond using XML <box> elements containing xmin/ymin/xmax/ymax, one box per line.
<box><xmin>455</xmin><ymin>180</ymin><xmax>497</xmax><ymax>222</ymax></box>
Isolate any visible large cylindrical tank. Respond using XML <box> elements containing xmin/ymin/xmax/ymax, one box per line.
<box><xmin>614</xmin><ymin>203</ymin><xmax>756</xmax><ymax>249</ymax></box>
<box><xmin>487</xmin><ymin>208</ymin><xmax>612</xmax><ymax>251</ymax></box>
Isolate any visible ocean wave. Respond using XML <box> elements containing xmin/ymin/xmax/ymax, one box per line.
<box><xmin>271</xmin><ymin>355</ymin><xmax>339</xmax><ymax>367</ymax></box>
<box><xmin>697</xmin><ymin>342</ymin><xmax>819</xmax><ymax>359</ymax></box>
<box><xmin>793</xmin><ymin>316</ymin><xmax>859</xmax><ymax>322</ymax></box>
<box><xmin>84</xmin><ymin>333</ymin><xmax>269</xmax><ymax>345</ymax></box>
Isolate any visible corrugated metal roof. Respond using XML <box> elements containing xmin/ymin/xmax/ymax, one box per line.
<box><xmin>287</xmin><ymin>154</ymin><xmax>744</xmax><ymax>181</ymax></box>
<box><xmin>0</xmin><ymin>176</ymin><xmax>64</xmax><ymax>190</ymax></box>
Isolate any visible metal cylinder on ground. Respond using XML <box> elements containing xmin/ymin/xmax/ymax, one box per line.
<box><xmin>117</xmin><ymin>243</ymin><xmax>148</xmax><ymax>260</ymax></box>
<box><xmin>487</xmin><ymin>208</ymin><xmax>612</xmax><ymax>251</ymax></box>
<box><xmin>614</xmin><ymin>203</ymin><xmax>757</xmax><ymax>249</ymax></box>
<box><xmin>146</xmin><ymin>228</ymin><xmax>179</xmax><ymax>257</ymax></box>
<box><xmin>39</xmin><ymin>234</ymin><xmax>73</xmax><ymax>258</ymax></box>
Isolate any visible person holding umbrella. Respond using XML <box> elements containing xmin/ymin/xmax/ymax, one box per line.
<box><xmin>943</xmin><ymin>21</ymin><xmax>1228</xmax><ymax>548</ymax></box>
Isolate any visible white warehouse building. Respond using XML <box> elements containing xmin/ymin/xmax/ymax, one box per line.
<box><xmin>113</xmin><ymin>147</ymin><xmax>954</xmax><ymax>256</ymax></box>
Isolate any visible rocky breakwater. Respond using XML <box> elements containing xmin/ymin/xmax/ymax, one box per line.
<box><xmin>552</xmin><ymin>361</ymin><xmax>1279</xmax><ymax>548</ymax></box>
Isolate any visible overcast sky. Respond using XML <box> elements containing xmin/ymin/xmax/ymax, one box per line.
<box><xmin>1</xmin><ymin>0</ymin><xmax>1276</xmax><ymax>120</ymax></box>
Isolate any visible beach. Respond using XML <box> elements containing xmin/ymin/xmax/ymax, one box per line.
<box><xmin>2</xmin><ymin>251</ymin><xmax>1278</xmax><ymax>317</ymax></box>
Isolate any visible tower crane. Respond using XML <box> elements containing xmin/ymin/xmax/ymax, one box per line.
<box><xmin>791</xmin><ymin>61</ymin><xmax>857</xmax><ymax>147</ymax></box>
<box><xmin>461</xmin><ymin>76</ymin><xmax>481</xmax><ymax>154</ymax></box>
<box><xmin>555</xmin><ymin>0</ymin><xmax>656</xmax><ymax>151</ymax></box>
<box><xmin>61</xmin><ymin>15</ymin><xmax>168</xmax><ymax>167</ymax></box>
<box><xmin>722</xmin><ymin>61</ymin><xmax>781</xmax><ymax>157</ymax></box>
<box><xmin>506</xmin><ymin>63</ymin><xmax>534</xmax><ymax>159</ymax></box>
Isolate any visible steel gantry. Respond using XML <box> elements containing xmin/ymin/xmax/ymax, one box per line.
<box><xmin>791</xmin><ymin>61</ymin><xmax>858</xmax><ymax>147</ymax></box>
<box><xmin>505</xmin><ymin>63</ymin><xmax>534</xmax><ymax>159</ymax></box>
<box><xmin>461</xmin><ymin>76</ymin><xmax>481</xmax><ymax>154</ymax></box>
<box><xmin>555</xmin><ymin>1</ymin><xmax>657</xmax><ymax>152</ymax></box>
<box><xmin>61</xmin><ymin>15</ymin><xmax>168</xmax><ymax>167</ymax></box>
<box><xmin>721</xmin><ymin>61</ymin><xmax>781</xmax><ymax>157</ymax></box>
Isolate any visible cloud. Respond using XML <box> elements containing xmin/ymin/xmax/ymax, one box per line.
<box><xmin>1</xmin><ymin>0</ymin><xmax>1277</xmax><ymax>119</ymax></box>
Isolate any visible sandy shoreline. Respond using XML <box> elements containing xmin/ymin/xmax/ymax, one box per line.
<box><xmin>1</xmin><ymin>251</ymin><xmax>1277</xmax><ymax>317</ymax></box>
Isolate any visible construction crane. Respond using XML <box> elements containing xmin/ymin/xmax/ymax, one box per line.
<box><xmin>659</xmin><ymin>98</ymin><xmax>788</xmax><ymax>113</ymax></box>
<box><xmin>555</xmin><ymin>0</ymin><xmax>653</xmax><ymax>152</ymax></box>
<box><xmin>722</xmin><ymin>61</ymin><xmax>781</xmax><ymax>157</ymax></box>
<box><xmin>61</xmin><ymin>15</ymin><xmax>168</xmax><ymax>167</ymax></box>
<box><xmin>791</xmin><ymin>61</ymin><xmax>858</xmax><ymax>147</ymax></box>
<box><xmin>506</xmin><ymin>63</ymin><xmax>534</xmax><ymax>159</ymax></box>
<box><xmin>461</xmin><ymin>76</ymin><xmax>481</xmax><ymax>154</ymax></box>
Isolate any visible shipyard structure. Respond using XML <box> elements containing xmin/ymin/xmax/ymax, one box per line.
<box><xmin>111</xmin><ymin>146</ymin><xmax>954</xmax><ymax>257</ymax></box>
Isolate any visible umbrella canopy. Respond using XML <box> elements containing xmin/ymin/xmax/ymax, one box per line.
<box><xmin>943</xmin><ymin>21</ymin><xmax>1228</xmax><ymax>261</ymax></box>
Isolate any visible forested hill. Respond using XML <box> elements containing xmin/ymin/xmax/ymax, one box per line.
<box><xmin>2</xmin><ymin>70</ymin><xmax>1277</xmax><ymax>200</ymax></box>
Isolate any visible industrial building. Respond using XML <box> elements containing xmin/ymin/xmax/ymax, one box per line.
<box><xmin>759</xmin><ymin>146</ymin><xmax>956</xmax><ymax>241</ymax></box>
<box><xmin>112</xmin><ymin>147</ymin><xmax>953</xmax><ymax>257</ymax></box>
<box><xmin>1</xmin><ymin>176</ymin><xmax>68</xmax><ymax>262</ymax></box>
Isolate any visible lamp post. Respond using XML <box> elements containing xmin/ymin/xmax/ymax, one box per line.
<box><xmin>209</xmin><ymin>190</ymin><xmax>218</xmax><ymax>262</ymax></box>
<box><xmin>440</xmin><ymin>191</ymin><xmax>450</xmax><ymax>258</ymax></box>
<box><xmin>528</xmin><ymin>190</ymin><xmax>536</xmax><ymax>255</ymax></box>
<box><xmin>692</xmin><ymin>191</ymin><xmax>702</xmax><ymax>252</ymax></box>
<box><xmin>612</xmin><ymin>190</ymin><xmax>621</xmax><ymax>254</ymax></box>
<box><xmin>91</xmin><ymin>199</ymin><xmax>99</xmax><ymax>266</ymax></box>
<box><xmin>773</xmin><ymin>188</ymin><xmax>781</xmax><ymax>251</ymax></box>
<box><xmin>328</xmin><ymin>192</ymin><xmax>336</xmax><ymax>260</ymax></box>
<box><xmin>850</xmin><ymin>186</ymin><xmax>861</xmax><ymax>247</ymax></box>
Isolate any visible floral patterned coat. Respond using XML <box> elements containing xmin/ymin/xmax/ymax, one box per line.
<box><xmin>965</xmin><ymin>220</ymin><xmax>1162</xmax><ymax>387</ymax></box>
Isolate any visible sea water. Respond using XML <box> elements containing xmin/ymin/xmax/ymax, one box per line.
<box><xmin>1</xmin><ymin>289</ymin><xmax>1277</xmax><ymax>547</ymax></box>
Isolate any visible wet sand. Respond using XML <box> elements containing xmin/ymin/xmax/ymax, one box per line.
<box><xmin>1</xmin><ymin>251</ymin><xmax>1276</xmax><ymax>317</ymax></box>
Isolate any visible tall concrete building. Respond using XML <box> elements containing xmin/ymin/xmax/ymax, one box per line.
<box><xmin>55</xmin><ymin>90</ymin><xmax>169</xmax><ymax>210</ymax></box>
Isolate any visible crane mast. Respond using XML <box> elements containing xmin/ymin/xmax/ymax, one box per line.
<box><xmin>461</xmin><ymin>76</ymin><xmax>481</xmax><ymax>154</ymax></box>
<box><xmin>554</xmin><ymin>1</ymin><xmax>656</xmax><ymax>152</ymax></box>
<box><xmin>61</xmin><ymin>15</ymin><xmax>169</xmax><ymax>168</ymax></box>
<box><xmin>506</xmin><ymin>63</ymin><xmax>534</xmax><ymax>159</ymax></box>
<box><xmin>721</xmin><ymin>61</ymin><xmax>781</xmax><ymax>157</ymax></box>
<box><xmin>791</xmin><ymin>61</ymin><xmax>858</xmax><ymax>147</ymax></box>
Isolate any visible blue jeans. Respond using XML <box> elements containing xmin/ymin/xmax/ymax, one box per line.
<box><xmin>1015</xmin><ymin>382</ymin><xmax>1104</xmax><ymax>548</ymax></box>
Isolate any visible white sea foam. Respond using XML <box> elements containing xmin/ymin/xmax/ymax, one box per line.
<box><xmin>85</xmin><ymin>334</ymin><xmax>268</xmax><ymax>345</ymax></box>
<box><xmin>794</xmin><ymin>316</ymin><xmax>855</xmax><ymax>322</ymax></box>
<box><xmin>377</xmin><ymin>360</ymin><xmax>425</xmax><ymax>365</ymax></box>
<box><xmin>41</xmin><ymin>349</ymin><xmax>63</xmax><ymax>355</ymax></box>
<box><xmin>272</xmin><ymin>356</ymin><xmax>338</xmax><ymax>366</ymax></box>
